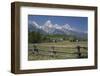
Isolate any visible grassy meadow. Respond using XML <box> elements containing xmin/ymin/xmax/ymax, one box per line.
<box><xmin>28</xmin><ymin>40</ymin><xmax>88</xmax><ymax>60</ymax></box>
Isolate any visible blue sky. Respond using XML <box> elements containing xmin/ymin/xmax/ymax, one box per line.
<box><xmin>28</xmin><ymin>15</ymin><xmax>88</xmax><ymax>32</ymax></box>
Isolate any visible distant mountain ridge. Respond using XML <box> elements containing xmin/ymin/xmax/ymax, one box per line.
<box><xmin>28</xmin><ymin>20</ymin><xmax>87</xmax><ymax>38</ymax></box>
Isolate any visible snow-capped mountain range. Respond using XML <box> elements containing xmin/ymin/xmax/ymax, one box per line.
<box><xmin>28</xmin><ymin>20</ymin><xmax>87</xmax><ymax>37</ymax></box>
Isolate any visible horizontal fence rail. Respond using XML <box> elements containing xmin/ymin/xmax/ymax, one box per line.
<box><xmin>29</xmin><ymin>45</ymin><xmax>88</xmax><ymax>59</ymax></box>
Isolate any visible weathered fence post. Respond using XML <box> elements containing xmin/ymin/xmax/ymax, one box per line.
<box><xmin>76</xmin><ymin>46</ymin><xmax>81</xmax><ymax>58</ymax></box>
<box><xmin>51</xmin><ymin>46</ymin><xmax>56</xmax><ymax>57</ymax></box>
<box><xmin>33</xmin><ymin>45</ymin><xmax>39</xmax><ymax>55</ymax></box>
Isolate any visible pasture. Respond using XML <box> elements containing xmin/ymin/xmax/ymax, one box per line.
<box><xmin>28</xmin><ymin>41</ymin><xmax>88</xmax><ymax>60</ymax></box>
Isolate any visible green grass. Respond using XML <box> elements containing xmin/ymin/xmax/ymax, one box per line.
<box><xmin>28</xmin><ymin>40</ymin><xmax>88</xmax><ymax>60</ymax></box>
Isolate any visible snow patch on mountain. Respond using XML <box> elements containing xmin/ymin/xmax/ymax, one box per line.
<box><xmin>28</xmin><ymin>20</ymin><xmax>86</xmax><ymax>35</ymax></box>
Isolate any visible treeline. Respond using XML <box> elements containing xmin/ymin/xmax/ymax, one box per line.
<box><xmin>28</xmin><ymin>31</ymin><xmax>64</xmax><ymax>43</ymax></box>
<box><xmin>28</xmin><ymin>31</ymin><xmax>52</xmax><ymax>43</ymax></box>
<box><xmin>28</xmin><ymin>31</ymin><xmax>42</xmax><ymax>43</ymax></box>
<box><xmin>28</xmin><ymin>31</ymin><xmax>87</xmax><ymax>43</ymax></box>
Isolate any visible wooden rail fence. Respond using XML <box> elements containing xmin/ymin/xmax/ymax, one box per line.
<box><xmin>29</xmin><ymin>46</ymin><xmax>88</xmax><ymax>58</ymax></box>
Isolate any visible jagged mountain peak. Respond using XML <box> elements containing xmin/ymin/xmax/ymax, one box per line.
<box><xmin>43</xmin><ymin>20</ymin><xmax>53</xmax><ymax>28</ymax></box>
<box><xmin>28</xmin><ymin>20</ymin><xmax>86</xmax><ymax>36</ymax></box>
